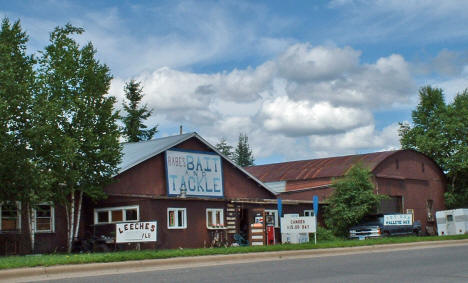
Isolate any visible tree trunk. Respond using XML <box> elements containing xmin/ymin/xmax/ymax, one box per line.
<box><xmin>74</xmin><ymin>190</ymin><xmax>83</xmax><ymax>240</ymax></box>
<box><xmin>67</xmin><ymin>190</ymin><xmax>75</xmax><ymax>253</ymax></box>
<box><xmin>26</xmin><ymin>203</ymin><xmax>35</xmax><ymax>253</ymax></box>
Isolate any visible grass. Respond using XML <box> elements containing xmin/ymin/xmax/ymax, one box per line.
<box><xmin>1</xmin><ymin>234</ymin><xmax>468</xmax><ymax>270</ymax></box>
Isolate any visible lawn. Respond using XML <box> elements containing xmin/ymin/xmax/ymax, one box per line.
<box><xmin>1</xmin><ymin>234</ymin><xmax>467</xmax><ymax>270</ymax></box>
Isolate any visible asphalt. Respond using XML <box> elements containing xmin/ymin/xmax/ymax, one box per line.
<box><xmin>2</xmin><ymin>239</ymin><xmax>468</xmax><ymax>282</ymax></box>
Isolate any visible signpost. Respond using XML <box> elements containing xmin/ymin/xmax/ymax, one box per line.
<box><xmin>166</xmin><ymin>150</ymin><xmax>223</xmax><ymax>198</ymax></box>
<box><xmin>116</xmin><ymin>221</ymin><xmax>157</xmax><ymax>243</ymax></box>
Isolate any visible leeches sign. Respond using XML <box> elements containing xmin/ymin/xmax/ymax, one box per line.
<box><xmin>116</xmin><ymin>221</ymin><xmax>157</xmax><ymax>243</ymax></box>
<box><xmin>166</xmin><ymin>150</ymin><xmax>223</xmax><ymax>198</ymax></box>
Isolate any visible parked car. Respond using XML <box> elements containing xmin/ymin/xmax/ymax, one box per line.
<box><xmin>349</xmin><ymin>214</ymin><xmax>421</xmax><ymax>239</ymax></box>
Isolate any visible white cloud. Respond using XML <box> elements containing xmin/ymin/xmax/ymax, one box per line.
<box><xmin>260</xmin><ymin>97</ymin><xmax>372</xmax><ymax>136</ymax></box>
<box><xmin>276</xmin><ymin>44</ymin><xmax>360</xmax><ymax>82</ymax></box>
<box><xmin>110</xmin><ymin>44</ymin><xmax>414</xmax><ymax>161</ymax></box>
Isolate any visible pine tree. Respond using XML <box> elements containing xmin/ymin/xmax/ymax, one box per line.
<box><xmin>233</xmin><ymin>133</ymin><xmax>254</xmax><ymax>167</ymax></box>
<box><xmin>215</xmin><ymin>138</ymin><xmax>233</xmax><ymax>159</ymax></box>
<box><xmin>37</xmin><ymin>24</ymin><xmax>122</xmax><ymax>252</ymax></box>
<box><xmin>121</xmin><ymin>80</ymin><xmax>158</xmax><ymax>142</ymax></box>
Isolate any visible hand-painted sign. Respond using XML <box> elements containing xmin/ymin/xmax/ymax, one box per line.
<box><xmin>280</xmin><ymin>216</ymin><xmax>316</xmax><ymax>234</ymax></box>
<box><xmin>166</xmin><ymin>150</ymin><xmax>223</xmax><ymax>198</ymax></box>
<box><xmin>384</xmin><ymin>214</ymin><xmax>413</xmax><ymax>226</ymax></box>
<box><xmin>116</xmin><ymin>221</ymin><xmax>157</xmax><ymax>243</ymax></box>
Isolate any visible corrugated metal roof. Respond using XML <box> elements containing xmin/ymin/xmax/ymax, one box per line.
<box><xmin>245</xmin><ymin>150</ymin><xmax>398</xmax><ymax>182</ymax></box>
<box><xmin>118</xmin><ymin>133</ymin><xmax>195</xmax><ymax>174</ymax></box>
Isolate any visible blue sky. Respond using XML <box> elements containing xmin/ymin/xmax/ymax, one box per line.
<box><xmin>2</xmin><ymin>0</ymin><xmax>468</xmax><ymax>164</ymax></box>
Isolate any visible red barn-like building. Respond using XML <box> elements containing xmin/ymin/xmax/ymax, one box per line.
<box><xmin>246</xmin><ymin>150</ymin><xmax>446</xmax><ymax>234</ymax></box>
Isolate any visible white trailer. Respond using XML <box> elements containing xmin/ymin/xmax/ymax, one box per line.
<box><xmin>436</xmin><ymin>209</ymin><xmax>468</xmax><ymax>236</ymax></box>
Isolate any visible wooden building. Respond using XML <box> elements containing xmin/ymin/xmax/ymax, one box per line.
<box><xmin>81</xmin><ymin>132</ymin><xmax>313</xmax><ymax>250</ymax></box>
<box><xmin>245</xmin><ymin>150</ymin><xmax>446</xmax><ymax>234</ymax></box>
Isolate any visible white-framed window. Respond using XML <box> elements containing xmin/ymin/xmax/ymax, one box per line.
<box><xmin>206</xmin><ymin>208</ymin><xmax>224</xmax><ymax>229</ymax></box>
<box><xmin>0</xmin><ymin>201</ymin><xmax>21</xmax><ymax>232</ymax></box>
<box><xmin>265</xmin><ymin>209</ymin><xmax>279</xmax><ymax>227</ymax></box>
<box><xmin>167</xmin><ymin>208</ymin><xmax>186</xmax><ymax>229</ymax></box>
<box><xmin>94</xmin><ymin>205</ymin><xmax>139</xmax><ymax>224</ymax></box>
<box><xmin>304</xmin><ymin>210</ymin><xmax>314</xmax><ymax>217</ymax></box>
<box><xmin>34</xmin><ymin>203</ymin><xmax>55</xmax><ymax>233</ymax></box>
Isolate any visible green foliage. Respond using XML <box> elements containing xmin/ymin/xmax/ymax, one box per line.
<box><xmin>325</xmin><ymin>164</ymin><xmax>386</xmax><ymax>237</ymax></box>
<box><xmin>215</xmin><ymin>138</ymin><xmax>233</xmax><ymax>159</ymax></box>
<box><xmin>35</xmin><ymin>24</ymin><xmax>122</xmax><ymax>251</ymax></box>
<box><xmin>399</xmin><ymin>86</ymin><xmax>468</xmax><ymax>208</ymax></box>
<box><xmin>121</xmin><ymin>80</ymin><xmax>158</xmax><ymax>142</ymax></box>
<box><xmin>315</xmin><ymin>226</ymin><xmax>340</xmax><ymax>242</ymax></box>
<box><xmin>0</xmin><ymin>18</ymin><xmax>52</xmax><ymax>205</ymax></box>
<box><xmin>233</xmin><ymin>133</ymin><xmax>254</xmax><ymax>167</ymax></box>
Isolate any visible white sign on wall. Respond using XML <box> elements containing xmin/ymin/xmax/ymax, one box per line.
<box><xmin>166</xmin><ymin>150</ymin><xmax>223</xmax><ymax>198</ymax></box>
<box><xmin>384</xmin><ymin>214</ymin><xmax>413</xmax><ymax>226</ymax></box>
<box><xmin>116</xmin><ymin>221</ymin><xmax>157</xmax><ymax>243</ymax></box>
<box><xmin>280</xmin><ymin>216</ymin><xmax>317</xmax><ymax>234</ymax></box>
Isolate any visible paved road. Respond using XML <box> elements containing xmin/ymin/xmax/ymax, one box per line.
<box><xmin>44</xmin><ymin>245</ymin><xmax>468</xmax><ymax>283</ymax></box>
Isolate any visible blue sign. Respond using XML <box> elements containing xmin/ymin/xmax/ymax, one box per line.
<box><xmin>313</xmin><ymin>195</ymin><xmax>319</xmax><ymax>217</ymax></box>
<box><xmin>277</xmin><ymin>199</ymin><xmax>283</xmax><ymax>217</ymax></box>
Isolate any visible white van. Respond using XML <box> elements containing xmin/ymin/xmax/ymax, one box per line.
<box><xmin>436</xmin><ymin>209</ymin><xmax>468</xmax><ymax>236</ymax></box>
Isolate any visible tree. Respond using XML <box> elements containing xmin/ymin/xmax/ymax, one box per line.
<box><xmin>121</xmin><ymin>80</ymin><xmax>158</xmax><ymax>142</ymax></box>
<box><xmin>233</xmin><ymin>133</ymin><xmax>254</xmax><ymax>167</ymax></box>
<box><xmin>325</xmin><ymin>164</ymin><xmax>386</xmax><ymax>236</ymax></box>
<box><xmin>399</xmin><ymin>86</ymin><xmax>468</xmax><ymax>208</ymax></box>
<box><xmin>36</xmin><ymin>24</ymin><xmax>122</xmax><ymax>252</ymax></box>
<box><xmin>215</xmin><ymin>138</ymin><xmax>233</xmax><ymax>159</ymax></box>
<box><xmin>0</xmin><ymin>18</ymin><xmax>52</xmax><ymax>252</ymax></box>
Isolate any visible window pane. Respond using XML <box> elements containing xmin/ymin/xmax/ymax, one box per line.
<box><xmin>207</xmin><ymin>211</ymin><xmax>213</xmax><ymax>227</ymax></box>
<box><xmin>98</xmin><ymin>211</ymin><xmax>109</xmax><ymax>223</ymax></box>
<box><xmin>36</xmin><ymin>218</ymin><xmax>51</xmax><ymax>231</ymax></box>
<box><xmin>36</xmin><ymin>205</ymin><xmax>51</xmax><ymax>217</ymax></box>
<box><xmin>178</xmin><ymin>210</ymin><xmax>184</xmax><ymax>227</ymax></box>
<box><xmin>216</xmin><ymin>211</ymin><xmax>221</xmax><ymax>225</ymax></box>
<box><xmin>1</xmin><ymin>219</ymin><xmax>17</xmax><ymax>230</ymax></box>
<box><xmin>111</xmin><ymin>210</ymin><xmax>123</xmax><ymax>222</ymax></box>
<box><xmin>169</xmin><ymin>210</ymin><xmax>175</xmax><ymax>227</ymax></box>
<box><xmin>126</xmin><ymin>209</ymin><xmax>137</xmax><ymax>221</ymax></box>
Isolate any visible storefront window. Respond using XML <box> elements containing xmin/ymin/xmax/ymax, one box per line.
<box><xmin>206</xmin><ymin>208</ymin><xmax>224</xmax><ymax>229</ymax></box>
<box><xmin>1</xmin><ymin>202</ymin><xmax>21</xmax><ymax>231</ymax></box>
<box><xmin>94</xmin><ymin>206</ymin><xmax>139</xmax><ymax>224</ymax></box>
<box><xmin>168</xmin><ymin>208</ymin><xmax>186</xmax><ymax>229</ymax></box>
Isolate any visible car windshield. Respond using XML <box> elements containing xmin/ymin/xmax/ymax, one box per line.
<box><xmin>359</xmin><ymin>215</ymin><xmax>384</xmax><ymax>225</ymax></box>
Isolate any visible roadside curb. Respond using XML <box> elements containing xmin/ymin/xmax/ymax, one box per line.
<box><xmin>2</xmin><ymin>239</ymin><xmax>468</xmax><ymax>282</ymax></box>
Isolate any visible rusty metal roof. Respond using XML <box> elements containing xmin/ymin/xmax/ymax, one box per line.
<box><xmin>245</xmin><ymin>150</ymin><xmax>399</xmax><ymax>182</ymax></box>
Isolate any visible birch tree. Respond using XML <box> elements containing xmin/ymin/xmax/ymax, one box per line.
<box><xmin>37</xmin><ymin>24</ymin><xmax>121</xmax><ymax>252</ymax></box>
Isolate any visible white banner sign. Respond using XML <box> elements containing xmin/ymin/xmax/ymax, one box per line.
<box><xmin>166</xmin><ymin>150</ymin><xmax>223</xmax><ymax>198</ymax></box>
<box><xmin>116</xmin><ymin>221</ymin><xmax>157</xmax><ymax>243</ymax></box>
<box><xmin>280</xmin><ymin>216</ymin><xmax>316</xmax><ymax>234</ymax></box>
<box><xmin>384</xmin><ymin>214</ymin><xmax>412</xmax><ymax>226</ymax></box>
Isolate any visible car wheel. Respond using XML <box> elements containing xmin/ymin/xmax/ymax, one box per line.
<box><xmin>383</xmin><ymin>231</ymin><xmax>390</xmax><ymax>237</ymax></box>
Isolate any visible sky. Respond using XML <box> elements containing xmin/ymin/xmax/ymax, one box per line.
<box><xmin>2</xmin><ymin>0</ymin><xmax>468</xmax><ymax>164</ymax></box>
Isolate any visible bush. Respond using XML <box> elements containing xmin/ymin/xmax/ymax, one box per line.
<box><xmin>314</xmin><ymin>226</ymin><xmax>340</xmax><ymax>242</ymax></box>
